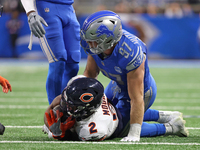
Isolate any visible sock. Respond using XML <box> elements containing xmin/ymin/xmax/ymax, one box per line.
<box><xmin>61</xmin><ymin>63</ymin><xmax>79</xmax><ymax>90</ymax></box>
<box><xmin>141</xmin><ymin>122</ymin><xmax>166</xmax><ymax>137</ymax></box>
<box><xmin>46</xmin><ymin>61</ymin><xmax>65</xmax><ymax>104</ymax></box>
<box><xmin>143</xmin><ymin>109</ymin><xmax>159</xmax><ymax>121</ymax></box>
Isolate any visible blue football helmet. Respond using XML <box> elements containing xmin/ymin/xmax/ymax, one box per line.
<box><xmin>60</xmin><ymin>77</ymin><xmax>104</xmax><ymax>120</ymax></box>
<box><xmin>81</xmin><ymin>10</ymin><xmax>122</xmax><ymax>54</ymax></box>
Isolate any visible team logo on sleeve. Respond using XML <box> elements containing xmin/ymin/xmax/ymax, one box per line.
<box><xmin>79</xmin><ymin>93</ymin><xmax>94</xmax><ymax>103</ymax></box>
<box><xmin>114</xmin><ymin>66</ymin><xmax>122</xmax><ymax>73</ymax></box>
<box><xmin>126</xmin><ymin>46</ymin><xmax>144</xmax><ymax>71</ymax></box>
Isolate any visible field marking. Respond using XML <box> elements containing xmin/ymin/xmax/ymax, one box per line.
<box><xmin>0</xmin><ymin>105</ymin><xmax>47</xmax><ymax>109</ymax></box>
<box><xmin>1</xmin><ymin>114</ymin><xmax>200</xmax><ymax>119</ymax></box>
<box><xmin>1</xmin><ymin>98</ymin><xmax>200</xmax><ymax>103</ymax></box>
<box><xmin>4</xmin><ymin>126</ymin><xmax>200</xmax><ymax>130</ymax></box>
<box><xmin>155</xmin><ymin>98</ymin><xmax>200</xmax><ymax>103</ymax></box>
<box><xmin>0</xmin><ymin>114</ymin><xmax>30</xmax><ymax>117</ymax></box>
<box><xmin>152</xmin><ymin>106</ymin><xmax>200</xmax><ymax>110</ymax></box>
<box><xmin>0</xmin><ymin>141</ymin><xmax>200</xmax><ymax>145</ymax></box>
<box><xmin>0</xmin><ymin>98</ymin><xmax>47</xmax><ymax>102</ymax></box>
<box><xmin>5</xmin><ymin>126</ymin><xmax>43</xmax><ymax>128</ymax></box>
<box><xmin>1</xmin><ymin>105</ymin><xmax>200</xmax><ymax>110</ymax></box>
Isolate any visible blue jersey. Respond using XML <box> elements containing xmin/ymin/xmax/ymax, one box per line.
<box><xmin>37</xmin><ymin>0</ymin><xmax>74</xmax><ymax>5</ymax></box>
<box><xmin>89</xmin><ymin>30</ymin><xmax>151</xmax><ymax>98</ymax></box>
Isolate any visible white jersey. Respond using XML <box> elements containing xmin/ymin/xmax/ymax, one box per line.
<box><xmin>75</xmin><ymin>94</ymin><xmax>119</xmax><ymax>141</ymax></box>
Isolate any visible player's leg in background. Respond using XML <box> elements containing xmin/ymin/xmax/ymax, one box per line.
<box><xmin>46</xmin><ymin>61</ymin><xmax>65</xmax><ymax>104</ymax></box>
<box><xmin>36</xmin><ymin>1</ymin><xmax>68</xmax><ymax>104</ymax></box>
<box><xmin>143</xmin><ymin>74</ymin><xmax>183</xmax><ymax>123</ymax></box>
<box><xmin>61</xmin><ymin>5</ymin><xmax>81</xmax><ymax>90</ymax></box>
<box><xmin>141</xmin><ymin>122</ymin><xmax>166</xmax><ymax>137</ymax></box>
<box><xmin>143</xmin><ymin>73</ymin><xmax>159</xmax><ymax>121</ymax></box>
<box><xmin>62</xmin><ymin>63</ymin><xmax>79</xmax><ymax>90</ymax></box>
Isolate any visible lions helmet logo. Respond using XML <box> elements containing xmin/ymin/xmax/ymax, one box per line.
<box><xmin>96</xmin><ymin>24</ymin><xmax>115</xmax><ymax>37</ymax></box>
<box><xmin>79</xmin><ymin>93</ymin><xmax>94</xmax><ymax>103</ymax></box>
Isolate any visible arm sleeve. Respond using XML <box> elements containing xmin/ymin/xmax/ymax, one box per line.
<box><xmin>21</xmin><ymin>0</ymin><xmax>35</xmax><ymax>14</ymax></box>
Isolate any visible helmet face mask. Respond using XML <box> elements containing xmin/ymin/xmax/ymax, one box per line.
<box><xmin>60</xmin><ymin>77</ymin><xmax>104</xmax><ymax>120</ymax></box>
<box><xmin>81</xmin><ymin>10</ymin><xmax>123</xmax><ymax>55</ymax></box>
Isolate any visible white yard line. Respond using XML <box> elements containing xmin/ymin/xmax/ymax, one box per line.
<box><xmin>4</xmin><ymin>126</ymin><xmax>200</xmax><ymax>130</ymax></box>
<box><xmin>1</xmin><ymin>98</ymin><xmax>200</xmax><ymax>103</ymax></box>
<box><xmin>1</xmin><ymin>105</ymin><xmax>200</xmax><ymax>110</ymax></box>
<box><xmin>0</xmin><ymin>141</ymin><xmax>199</xmax><ymax>145</ymax></box>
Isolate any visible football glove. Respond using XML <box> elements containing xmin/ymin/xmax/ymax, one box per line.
<box><xmin>45</xmin><ymin>109</ymin><xmax>75</xmax><ymax>140</ymax></box>
<box><xmin>0</xmin><ymin>76</ymin><xmax>12</xmax><ymax>93</ymax></box>
<box><xmin>28</xmin><ymin>11</ymin><xmax>48</xmax><ymax>38</ymax></box>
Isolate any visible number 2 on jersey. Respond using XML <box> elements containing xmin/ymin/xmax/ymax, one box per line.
<box><xmin>89</xmin><ymin>122</ymin><xmax>97</xmax><ymax>134</ymax></box>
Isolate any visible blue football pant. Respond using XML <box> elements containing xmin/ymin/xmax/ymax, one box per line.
<box><xmin>46</xmin><ymin>62</ymin><xmax>79</xmax><ymax>104</ymax></box>
<box><xmin>36</xmin><ymin>1</ymin><xmax>81</xmax><ymax>104</ymax></box>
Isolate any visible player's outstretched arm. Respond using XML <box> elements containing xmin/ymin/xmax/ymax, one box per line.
<box><xmin>0</xmin><ymin>76</ymin><xmax>12</xmax><ymax>93</ymax></box>
<box><xmin>21</xmin><ymin>0</ymin><xmax>48</xmax><ymax>38</ymax></box>
<box><xmin>121</xmin><ymin>59</ymin><xmax>145</xmax><ymax>142</ymax></box>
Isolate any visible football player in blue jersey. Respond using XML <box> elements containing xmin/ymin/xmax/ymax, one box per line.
<box><xmin>20</xmin><ymin>0</ymin><xmax>81</xmax><ymax>104</ymax></box>
<box><xmin>80</xmin><ymin>10</ymin><xmax>188</xmax><ymax>142</ymax></box>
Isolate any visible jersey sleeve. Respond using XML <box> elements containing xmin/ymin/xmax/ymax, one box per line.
<box><xmin>125</xmin><ymin>44</ymin><xmax>144</xmax><ymax>72</ymax></box>
<box><xmin>118</xmin><ymin>41</ymin><xmax>145</xmax><ymax>73</ymax></box>
<box><xmin>21</xmin><ymin>0</ymin><xmax>35</xmax><ymax>13</ymax></box>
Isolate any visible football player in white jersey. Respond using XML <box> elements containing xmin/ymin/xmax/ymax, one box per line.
<box><xmin>44</xmin><ymin>76</ymin><xmax>188</xmax><ymax>141</ymax></box>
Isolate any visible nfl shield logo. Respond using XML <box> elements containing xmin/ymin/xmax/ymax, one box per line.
<box><xmin>44</xmin><ymin>8</ymin><xmax>50</xmax><ymax>13</ymax></box>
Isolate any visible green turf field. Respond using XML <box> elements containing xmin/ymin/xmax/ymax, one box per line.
<box><xmin>0</xmin><ymin>60</ymin><xmax>200</xmax><ymax>149</ymax></box>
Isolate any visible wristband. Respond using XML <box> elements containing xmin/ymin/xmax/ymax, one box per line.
<box><xmin>127</xmin><ymin>123</ymin><xmax>141</xmax><ymax>138</ymax></box>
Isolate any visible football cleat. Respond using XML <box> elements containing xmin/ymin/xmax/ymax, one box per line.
<box><xmin>42</xmin><ymin>124</ymin><xmax>53</xmax><ymax>138</ymax></box>
<box><xmin>157</xmin><ymin>111</ymin><xmax>183</xmax><ymax>123</ymax></box>
<box><xmin>164</xmin><ymin>116</ymin><xmax>189</xmax><ymax>137</ymax></box>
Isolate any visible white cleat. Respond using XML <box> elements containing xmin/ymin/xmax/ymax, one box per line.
<box><xmin>42</xmin><ymin>124</ymin><xmax>53</xmax><ymax>139</ymax></box>
<box><xmin>157</xmin><ymin>111</ymin><xmax>183</xmax><ymax>123</ymax></box>
<box><xmin>164</xmin><ymin>116</ymin><xmax>189</xmax><ymax>137</ymax></box>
